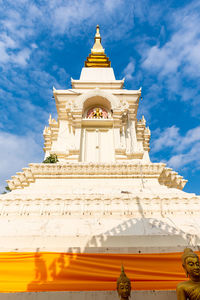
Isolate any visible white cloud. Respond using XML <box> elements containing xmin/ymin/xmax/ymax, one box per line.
<box><xmin>0</xmin><ymin>0</ymin><xmax>135</xmax><ymax>69</ymax></box>
<box><xmin>0</xmin><ymin>131</ymin><xmax>43</xmax><ymax>193</ymax></box>
<box><xmin>177</xmin><ymin>126</ymin><xmax>200</xmax><ymax>151</ymax></box>
<box><xmin>123</xmin><ymin>58</ymin><xmax>135</xmax><ymax>81</ymax></box>
<box><xmin>152</xmin><ymin>126</ymin><xmax>179</xmax><ymax>152</ymax></box>
<box><xmin>137</xmin><ymin>83</ymin><xmax>163</xmax><ymax>120</ymax></box>
<box><xmin>134</xmin><ymin>0</ymin><xmax>163</xmax><ymax>25</ymax></box>
<box><xmin>152</xmin><ymin>125</ymin><xmax>200</xmax><ymax>170</ymax></box>
<box><xmin>0</xmin><ymin>26</ymin><xmax>32</xmax><ymax>67</ymax></box>
<box><xmin>168</xmin><ymin>142</ymin><xmax>200</xmax><ymax>169</ymax></box>
<box><xmin>0</xmin><ymin>34</ymin><xmax>17</xmax><ymax>64</ymax></box>
<box><xmin>50</xmin><ymin>0</ymin><xmax>134</xmax><ymax>40</ymax></box>
<box><xmin>142</xmin><ymin>2</ymin><xmax>200</xmax><ymax>78</ymax></box>
<box><xmin>136</xmin><ymin>0</ymin><xmax>200</xmax><ymax>120</ymax></box>
<box><xmin>11</xmin><ymin>48</ymin><xmax>31</xmax><ymax>66</ymax></box>
<box><xmin>0</xmin><ymin>2</ymin><xmax>42</xmax><ymax>68</ymax></box>
<box><xmin>0</xmin><ymin>60</ymin><xmax>65</xmax><ymax>133</ymax></box>
<box><xmin>103</xmin><ymin>0</ymin><xmax>123</xmax><ymax>12</ymax></box>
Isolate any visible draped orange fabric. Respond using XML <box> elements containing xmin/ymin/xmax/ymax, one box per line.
<box><xmin>0</xmin><ymin>252</ymin><xmax>195</xmax><ymax>292</ymax></box>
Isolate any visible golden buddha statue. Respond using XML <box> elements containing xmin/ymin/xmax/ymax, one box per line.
<box><xmin>177</xmin><ymin>248</ymin><xmax>200</xmax><ymax>300</ymax></box>
<box><xmin>117</xmin><ymin>265</ymin><xmax>131</xmax><ymax>300</ymax></box>
<box><xmin>93</xmin><ymin>107</ymin><xmax>103</xmax><ymax>118</ymax></box>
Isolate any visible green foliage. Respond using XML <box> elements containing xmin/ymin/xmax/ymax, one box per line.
<box><xmin>43</xmin><ymin>154</ymin><xmax>59</xmax><ymax>163</ymax></box>
<box><xmin>1</xmin><ymin>185</ymin><xmax>11</xmax><ymax>194</ymax></box>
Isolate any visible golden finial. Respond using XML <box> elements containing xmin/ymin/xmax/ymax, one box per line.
<box><xmin>85</xmin><ymin>25</ymin><xmax>111</xmax><ymax>67</ymax></box>
<box><xmin>95</xmin><ymin>25</ymin><xmax>101</xmax><ymax>39</ymax></box>
<box><xmin>91</xmin><ymin>25</ymin><xmax>105</xmax><ymax>55</ymax></box>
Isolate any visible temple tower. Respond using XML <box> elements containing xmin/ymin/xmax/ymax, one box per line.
<box><xmin>43</xmin><ymin>25</ymin><xmax>150</xmax><ymax>165</ymax></box>
<box><xmin>0</xmin><ymin>25</ymin><xmax>200</xmax><ymax>300</ymax></box>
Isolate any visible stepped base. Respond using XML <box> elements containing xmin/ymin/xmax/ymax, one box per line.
<box><xmin>0</xmin><ymin>291</ymin><xmax>177</xmax><ymax>300</ymax></box>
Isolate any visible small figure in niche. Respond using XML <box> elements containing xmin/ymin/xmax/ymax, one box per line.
<box><xmin>117</xmin><ymin>265</ymin><xmax>131</xmax><ymax>300</ymax></box>
<box><xmin>87</xmin><ymin>107</ymin><xmax>109</xmax><ymax>119</ymax></box>
<box><xmin>176</xmin><ymin>248</ymin><xmax>200</xmax><ymax>300</ymax></box>
<box><xmin>93</xmin><ymin>107</ymin><xmax>103</xmax><ymax>118</ymax></box>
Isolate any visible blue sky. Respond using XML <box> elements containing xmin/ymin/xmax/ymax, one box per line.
<box><xmin>0</xmin><ymin>0</ymin><xmax>200</xmax><ymax>194</ymax></box>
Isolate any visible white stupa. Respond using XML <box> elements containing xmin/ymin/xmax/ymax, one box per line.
<box><xmin>1</xmin><ymin>25</ymin><xmax>200</xmax><ymax>300</ymax></box>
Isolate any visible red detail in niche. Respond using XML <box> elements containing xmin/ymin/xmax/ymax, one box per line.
<box><xmin>87</xmin><ymin>107</ymin><xmax>108</xmax><ymax>119</ymax></box>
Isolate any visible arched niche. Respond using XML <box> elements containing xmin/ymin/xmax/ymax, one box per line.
<box><xmin>83</xmin><ymin>96</ymin><xmax>111</xmax><ymax>112</ymax></box>
<box><xmin>83</xmin><ymin>96</ymin><xmax>111</xmax><ymax>119</ymax></box>
<box><xmin>74</xmin><ymin>89</ymin><xmax>120</xmax><ymax>113</ymax></box>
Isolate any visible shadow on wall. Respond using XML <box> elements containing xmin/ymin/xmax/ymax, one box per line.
<box><xmin>85</xmin><ymin>216</ymin><xmax>200</xmax><ymax>250</ymax></box>
<box><xmin>27</xmin><ymin>251</ymin><xmax>78</xmax><ymax>291</ymax></box>
<box><xmin>26</xmin><ymin>217</ymin><xmax>200</xmax><ymax>292</ymax></box>
<box><xmin>26</xmin><ymin>197</ymin><xmax>200</xmax><ymax>292</ymax></box>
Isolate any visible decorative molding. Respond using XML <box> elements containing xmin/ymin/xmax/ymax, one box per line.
<box><xmin>0</xmin><ymin>195</ymin><xmax>199</xmax><ymax>216</ymax></box>
<box><xmin>54</xmin><ymin>89</ymin><xmax>137</xmax><ymax>121</ymax></box>
<box><xmin>136</xmin><ymin>116</ymin><xmax>151</xmax><ymax>152</ymax></box>
<box><xmin>159</xmin><ymin>168</ymin><xmax>188</xmax><ymax>190</ymax></box>
<box><xmin>43</xmin><ymin>115</ymin><xmax>59</xmax><ymax>153</ymax></box>
<box><xmin>6</xmin><ymin>162</ymin><xmax>187</xmax><ymax>191</ymax></box>
<box><xmin>71</xmin><ymin>80</ymin><xmax>124</xmax><ymax>89</ymax></box>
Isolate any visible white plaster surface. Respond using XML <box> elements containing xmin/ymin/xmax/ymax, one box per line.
<box><xmin>0</xmin><ymin>213</ymin><xmax>199</xmax><ymax>252</ymax></box>
<box><xmin>80</xmin><ymin>68</ymin><xmax>116</xmax><ymax>81</ymax></box>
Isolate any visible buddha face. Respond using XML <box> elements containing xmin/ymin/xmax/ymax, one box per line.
<box><xmin>117</xmin><ymin>281</ymin><xmax>131</xmax><ymax>299</ymax></box>
<box><xmin>184</xmin><ymin>256</ymin><xmax>200</xmax><ymax>279</ymax></box>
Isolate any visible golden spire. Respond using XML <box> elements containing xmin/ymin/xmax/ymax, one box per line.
<box><xmin>91</xmin><ymin>25</ymin><xmax>104</xmax><ymax>54</ymax></box>
<box><xmin>85</xmin><ymin>25</ymin><xmax>111</xmax><ymax>68</ymax></box>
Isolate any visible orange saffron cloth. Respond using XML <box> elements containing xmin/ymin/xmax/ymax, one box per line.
<box><xmin>0</xmin><ymin>251</ymin><xmax>194</xmax><ymax>292</ymax></box>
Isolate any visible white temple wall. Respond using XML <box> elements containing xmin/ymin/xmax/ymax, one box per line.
<box><xmin>125</xmin><ymin>126</ymin><xmax>131</xmax><ymax>153</ymax></box>
<box><xmin>128</xmin><ymin>119</ymin><xmax>138</xmax><ymax>153</ymax></box>
<box><xmin>50</xmin><ymin>120</ymin><xmax>70</xmax><ymax>152</ymax></box>
<box><xmin>80</xmin><ymin>128</ymin><xmax>85</xmax><ymax>161</ymax></box>
<box><xmin>113</xmin><ymin>127</ymin><xmax>120</xmax><ymax>150</ymax></box>
<box><xmin>80</xmin><ymin>67</ymin><xmax>116</xmax><ymax>81</ymax></box>
<box><xmin>48</xmin><ymin>90</ymin><xmax>144</xmax><ymax>163</ymax></box>
<box><xmin>114</xmin><ymin>93</ymin><xmax>139</xmax><ymax>104</ymax></box>
<box><xmin>143</xmin><ymin>151</ymin><xmax>151</xmax><ymax>163</ymax></box>
<box><xmin>120</xmin><ymin>126</ymin><xmax>126</xmax><ymax>148</ymax></box>
<box><xmin>137</xmin><ymin>141</ymin><xmax>143</xmax><ymax>152</ymax></box>
<box><xmin>15</xmin><ymin>177</ymin><xmax>164</xmax><ymax>194</ymax></box>
<box><xmin>74</xmin><ymin>128</ymin><xmax>81</xmax><ymax>151</ymax></box>
<box><xmin>0</xmin><ymin>214</ymin><xmax>199</xmax><ymax>252</ymax></box>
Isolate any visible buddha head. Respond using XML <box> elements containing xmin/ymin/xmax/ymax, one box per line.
<box><xmin>117</xmin><ymin>265</ymin><xmax>131</xmax><ymax>300</ymax></box>
<box><xmin>182</xmin><ymin>248</ymin><xmax>200</xmax><ymax>281</ymax></box>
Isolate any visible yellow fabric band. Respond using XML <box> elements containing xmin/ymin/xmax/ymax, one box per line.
<box><xmin>0</xmin><ymin>252</ymin><xmax>191</xmax><ymax>292</ymax></box>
